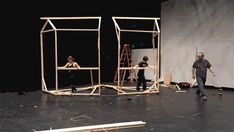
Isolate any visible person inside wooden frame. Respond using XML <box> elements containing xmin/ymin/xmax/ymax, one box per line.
<box><xmin>134</xmin><ymin>56</ymin><xmax>149</xmax><ymax>91</ymax></box>
<box><xmin>64</xmin><ymin>56</ymin><xmax>80</xmax><ymax>93</ymax></box>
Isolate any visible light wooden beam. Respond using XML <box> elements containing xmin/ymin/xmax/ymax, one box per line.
<box><xmin>57</xmin><ymin>67</ymin><xmax>99</xmax><ymax>70</ymax></box>
<box><xmin>56</xmin><ymin>29</ymin><xmax>99</xmax><ymax>31</ymax></box>
<box><xmin>36</xmin><ymin>121</ymin><xmax>146</xmax><ymax>132</ymax></box>
<box><xmin>155</xmin><ymin>19</ymin><xmax>160</xmax><ymax>32</ymax></box>
<box><xmin>40</xmin><ymin>20</ymin><xmax>49</xmax><ymax>32</ymax></box>
<box><xmin>113</xmin><ymin>16</ymin><xmax>160</xmax><ymax>20</ymax></box>
<box><xmin>48</xmin><ymin>20</ymin><xmax>56</xmax><ymax>30</ymax></box>
<box><xmin>120</xmin><ymin>29</ymin><xmax>158</xmax><ymax>33</ymax></box>
<box><xmin>40</xmin><ymin>17</ymin><xmax>101</xmax><ymax>20</ymax></box>
<box><xmin>119</xmin><ymin>66</ymin><xmax>157</xmax><ymax>70</ymax></box>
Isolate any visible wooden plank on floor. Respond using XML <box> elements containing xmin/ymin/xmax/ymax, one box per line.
<box><xmin>36</xmin><ymin>121</ymin><xmax>146</xmax><ymax>132</ymax></box>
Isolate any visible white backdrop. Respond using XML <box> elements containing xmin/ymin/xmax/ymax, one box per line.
<box><xmin>161</xmin><ymin>0</ymin><xmax>234</xmax><ymax>88</ymax></box>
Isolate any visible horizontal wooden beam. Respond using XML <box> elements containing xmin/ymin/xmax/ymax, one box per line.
<box><xmin>56</xmin><ymin>29</ymin><xmax>99</xmax><ymax>31</ymax></box>
<box><xmin>41</xmin><ymin>17</ymin><xmax>101</xmax><ymax>20</ymax></box>
<box><xmin>120</xmin><ymin>29</ymin><xmax>158</xmax><ymax>33</ymax></box>
<box><xmin>57</xmin><ymin>67</ymin><xmax>99</xmax><ymax>70</ymax></box>
<box><xmin>37</xmin><ymin>121</ymin><xmax>146</xmax><ymax>132</ymax></box>
<box><xmin>113</xmin><ymin>16</ymin><xmax>160</xmax><ymax>20</ymax></box>
<box><xmin>119</xmin><ymin>66</ymin><xmax>157</xmax><ymax>70</ymax></box>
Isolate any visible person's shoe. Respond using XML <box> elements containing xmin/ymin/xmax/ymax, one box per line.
<box><xmin>71</xmin><ymin>88</ymin><xmax>77</xmax><ymax>93</ymax></box>
<box><xmin>143</xmin><ymin>88</ymin><xmax>147</xmax><ymax>91</ymax></box>
<box><xmin>136</xmin><ymin>88</ymin><xmax>140</xmax><ymax>91</ymax></box>
<box><xmin>196</xmin><ymin>91</ymin><xmax>202</xmax><ymax>98</ymax></box>
<box><xmin>203</xmin><ymin>96</ymin><xmax>207</xmax><ymax>101</ymax></box>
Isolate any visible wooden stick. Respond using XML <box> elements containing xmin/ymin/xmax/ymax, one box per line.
<box><xmin>121</xmin><ymin>69</ymin><xmax>127</xmax><ymax>88</ymax></box>
<box><xmin>98</xmin><ymin>29</ymin><xmax>101</xmax><ymax>94</ymax></box>
<box><xmin>119</xmin><ymin>67</ymin><xmax>157</xmax><ymax>70</ymax></box>
<box><xmin>40</xmin><ymin>17</ymin><xmax>101</xmax><ymax>20</ymax></box>
<box><xmin>155</xmin><ymin>19</ymin><xmax>160</xmax><ymax>32</ymax></box>
<box><xmin>57</xmin><ymin>67</ymin><xmax>99</xmax><ymax>70</ymax></box>
<box><xmin>55</xmin><ymin>31</ymin><xmax>58</xmax><ymax>91</ymax></box>
<box><xmin>40</xmin><ymin>20</ymin><xmax>49</xmax><ymax>32</ymax></box>
<box><xmin>90</xmin><ymin>70</ymin><xmax>94</xmax><ymax>88</ymax></box>
<box><xmin>42</xmin><ymin>77</ymin><xmax>48</xmax><ymax>91</ymax></box>
<box><xmin>40</xmin><ymin>33</ymin><xmax>44</xmax><ymax>90</ymax></box>
<box><xmin>112</xmin><ymin>17</ymin><xmax>121</xmax><ymax>31</ymax></box>
<box><xmin>152</xmin><ymin>21</ymin><xmax>156</xmax><ymax>83</ymax></box>
<box><xmin>41</xmin><ymin>29</ymin><xmax>55</xmax><ymax>33</ymax></box>
<box><xmin>120</xmin><ymin>29</ymin><xmax>158</xmax><ymax>33</ymax></box>
<box><xmin>113</xmin><ymin>16</ymin><xmax>160</xmax><ymax>20</ymax></box>
<box><xmin>98</xmin><ymin>17</ymin><xmax>101</xmax><ymax>30</ymax></box>
<box><xmin>56</xmin><ymin>29</ymin><xmax>99</xmax><ymax>31</ymax></box>
<box><xmin>37</xmin><ymin>121</ymin><xmax>146</xmax><ymax>132</ymax></box>
<box><xmin>117</xmin><ymin>29</ymin><xmax>121</xmax><ymax>94</ymax></box>
<box><xmin>157</xmin><ymin>32</ymin><xmax>161</xmax><ymax>92</ymax></box>
<box><xmin>48</xmin><ymin>20</ymin><xmax>56</xmax><ymax>29</ymax></box>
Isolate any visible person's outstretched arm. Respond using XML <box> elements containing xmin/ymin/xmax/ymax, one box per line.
<box><xmin>209</xmin><ymin>66</ymin><xmax>215</xmax><ymax>77</ymax></box>
<box><xmin>73</xmin><ymin>62</ymin><xmax>81</xmax><ymax>68</ymax></box>
<box><xmin>64</xmin><ymin>63</ymin><xmax>69</xmax><ymax>68</ymax></box>
<box><xmin>207</xmin><ymin>61</ymin><xmax>215</xmax><ymax>77</ymax></box>
<box><xmin>192</xmin><ymin>68</ymin><xmax>196</xmax><ymax>79</ymax></box>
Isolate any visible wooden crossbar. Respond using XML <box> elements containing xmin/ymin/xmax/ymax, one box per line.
<box><xmin>57</xmin><ymin>67</ymin><xmax>99</xmax><ymax>70</ymax></box>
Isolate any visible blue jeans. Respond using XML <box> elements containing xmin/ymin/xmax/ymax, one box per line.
<box><xmin>196</xmin><ymin>76</ymin><xmax>206</xmax><ymax>96</ymax></box>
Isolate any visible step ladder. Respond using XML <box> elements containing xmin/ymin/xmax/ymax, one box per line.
<box><xmin>113</xmin><ymin>44</ymin><xmax>137</xmax><ymax>82</ymax></box>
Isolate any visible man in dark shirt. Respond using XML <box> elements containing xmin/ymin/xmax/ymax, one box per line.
<box><xmin>192</xmin><ymin>52</ymin><xmax>215</xmax><ymax>101</ymax></box>
<box><xmin>135</xmin><ymin>56</ymin><xmax>149</xmax><ymax>91</ymax></box>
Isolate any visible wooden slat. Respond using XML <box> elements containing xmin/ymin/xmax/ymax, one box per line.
<box><xmin>56</xmin><ymin>28</ymin><xmax>99</xmax><ymax>31</ymax></box>
<box><xmin>57</xmin><ymin>67</ymin><xmax>99</xmax><ymax>70</ymax></box>
<box><xmin>120</xmin><ymin>29</ymin><xmax>158</xmax><ymax>33</ymax></box>
<box><xmin>113</xmin><ymin>16</ymin><xmax>160</xmax><ymax>20</ymax></box>
<box><xmin>37</xmin><ymin>121</ymin><xmax>146</xmax><ymax>132</ymax></box>
<box><xmin>41</xmin><ymin>17</ymin><xmax>101</xmax><ymax>20</ymax></box>
<box><xmin>119</xmin><ymin>66</ymin><xmax>157</xmax><ymax>70</ymax></box>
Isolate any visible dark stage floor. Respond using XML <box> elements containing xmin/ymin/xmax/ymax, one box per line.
<box><xmin>0</xmin><ymin>87</ymin><xmax>234</xmax><ymax>132</ymax></box>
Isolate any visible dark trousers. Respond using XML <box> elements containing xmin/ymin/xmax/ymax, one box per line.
<box><xmin>137</xmin><ymin>73</ymin><xmax>146</xmax><ymax>90</ymax></box>
<box><xmin>196</xmin><ymin>76</ymin><xmax>206</xmax><ymax>96</ymax></box>
<box><xmin>68</xmin><ymin>72</ymin><xmax>76</xmax><ymax>91</ymax></box>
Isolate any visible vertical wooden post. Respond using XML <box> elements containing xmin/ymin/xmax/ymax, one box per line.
<box><xmin>117</xmin><ymin>29</ymin><xmax>121</xmax><ymax>94</ymax></box>
<box><xmin>152</xmin><ymin>22</ymin><xmax>156</xmax><ymax>82</ymax></box>
<box><xmin>40</xmin><ymin>33</ymin><xmax>44</xmax><ymax>90</ymax></box>
<box><xmin>90</xmin><ymin>70</ymin><xmax>94</xmax><ymax>87</ymax></box>
<box><xmin>157</xmin><ymin>32</ymin><xmax>161</xmax><ymax>90</ymax></box>
<box><xmin>55</xmin><ymin>30</ymin><xmax>58</xmax><ymax>91</ymax></box>
<box><xmin>98</xmin><ymin>29</ymin><xmax>101</xmax><ymax>94</ymax></box>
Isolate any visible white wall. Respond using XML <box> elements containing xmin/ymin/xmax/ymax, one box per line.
<box><xmin>161</xmin><ymin>0</ymin><xmax>234</xmax><ymax>88</ymax></box>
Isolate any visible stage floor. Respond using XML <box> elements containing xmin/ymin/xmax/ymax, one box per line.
<box><xmin>0</xmin><ymin>87</ymin><xmax>234</xmax><ymax>132</ymax></box>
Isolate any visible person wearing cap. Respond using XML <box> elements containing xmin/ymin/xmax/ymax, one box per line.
<box><xmin>192</xmin><ymin>52</ymin><xmax>215</xmax><ymax>101</ymax></box>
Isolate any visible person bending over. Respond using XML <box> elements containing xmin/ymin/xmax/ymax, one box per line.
<box><xmin>135</xmin><ymin>56</ymin><xmax>149</xmax><ymax>91</ymax></box>
<box><xmin>192</xmin><ymin>52</ymin><xmax>215</xmax><ymax>101</ymax></box>
<box><xmin>64</xmin><ymin>56</ymin><xmax>80</xmax><ymax>93</ymax></box>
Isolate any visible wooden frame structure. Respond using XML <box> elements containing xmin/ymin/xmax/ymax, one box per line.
<box><xmin>110</xmin><ymin>16</ymin><xmax>161</xmax><ymax>95</ymax></box>
<box><xmin>40</xmin><ymin>17</ymin><xmax>101</xmax><ymax>96</ymax></box>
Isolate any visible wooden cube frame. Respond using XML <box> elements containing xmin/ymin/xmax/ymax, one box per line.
<box><xmin>40</xmin><ymin>17</ymin><xmax>101</xmax><ymax>96</ymax></box>
<box><xmin>111</xmin><ymin>17</ymin><xmax>161</xmax><ymax>95</ymax></box>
